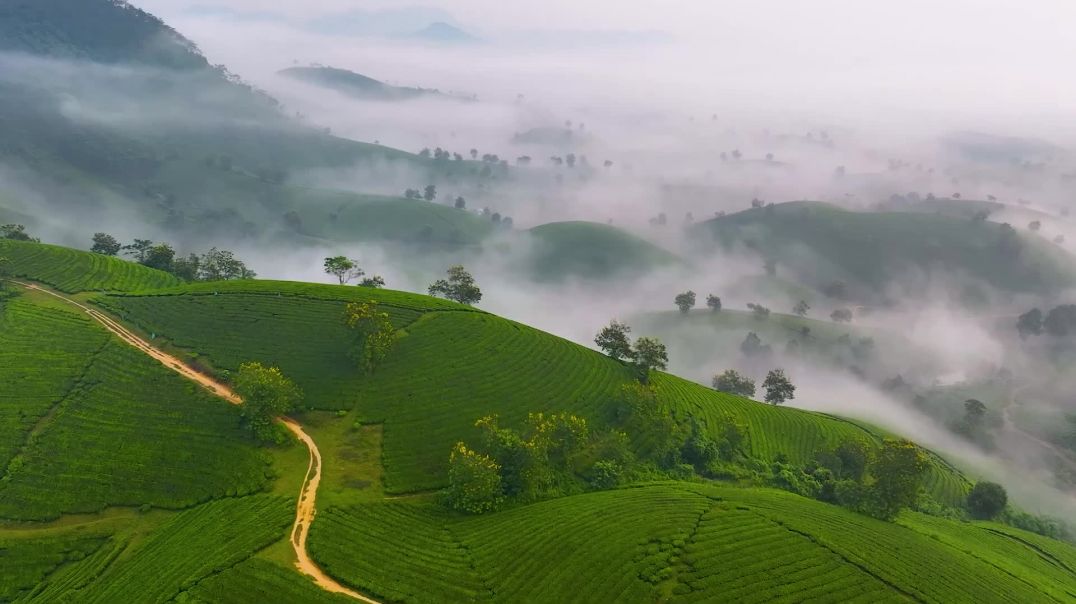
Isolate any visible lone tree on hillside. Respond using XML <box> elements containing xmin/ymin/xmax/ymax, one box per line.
<box><xmin>234</xmin><ymin>362</ymin><xmax>302</xmax><ymax>443</ymax></box>
<box><xmin>792</xmin><ymin>300</ymin><xmax>810</xmax><ymax>317</ymax></box>
<box><xmin>455</xmin><ymin>196</ymin><xmax>466</xmax><ymax>209</ymax></box>
<box><xmin>675</xmin><ymin>291</ymin><xmax>696</xmax><ymax>314</ymax></box>
<box><xmin>424</xmin><ymin>185</ymin><xmax>437</xmax><ymax>201</ymax></box>
<box><xmin>713</xmin><ymin>369</ymin><xmax>756</xmax><ymax>397</ymax></box>
<box><xmin>123</xmin><ymin>239</ymin><xmax>154</xmax><ymax>263</ymax></box>
<box><xmin>831</xmin><ymin>308</ymin><xmax>853</xmax><ymax>323</ymax></box>
<box><xmin>143</xmin><ymin>244</ymin><xmax>175</xmax><ymax>272</ymax></box>
<box><xmin>762</xmin><ymin>369</ymin><xmax>795</xmax><ymax>405</ymax></box>
<box><xmin>631</xmin><ymin>337</ymin><xmax>668</xmax><ymax>383</ymax></box>
<box><xmin>706</xmin><ymin>294</ymin><xmax>722</xmax><ymax>312</ymax></box>
<box><xmin>747</xmin><ymin>302</ymin><xmax>770</xmax><ymax>320</ymax></box>
<box><xmin>966</xmin><ymin>481</ymin><xmax>1007</xmax><ymax>519</ymax></box>
<box><xmin>1016</xmin><ymin>308</ymin><xmax>1043</xmax><ymax>339</ymax></box>
<box><xmin>324</xmin><ymin>256</ymin><xmax>364</xmax><ymax>285</ymax></box>
<box><xmin>1028</xmin><ymin>220</ymin><xmax>1041</xmax><ymax>232</ymax></box>
<box><xmin>740</xmin><ymin>332</ymin><xmax>771</xmax><ymax>358</ymax></box>
<box><xmin>866</xmin><ymin>439</ymin><xmax>928</xmax><ymax>520</ymax></box>
<box><xmin>91</xmin><ymin>232</ymin><xmax>122</xmax><ymax>256</ymax></box>
<box><xmin>595</xmin><ymin>320</ymin><xmax>633</xmax><ymax>361</ymax></box>
<box><xmin>359</xmin><ymin>275</ymin><xmax>386</xmax><ymax>288</ymax></box>
<box><xmin>428</xmin><ymin>265</ymin><xmax>482</xmax><ymax>305</ymax></box>
<box><xmin>343</xmin><ymin>301</ymin><xmax>397</xmax><ymax>373</ymax></box>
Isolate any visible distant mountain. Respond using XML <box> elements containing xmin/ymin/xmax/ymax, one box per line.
<box><xmin>408</xmin><ymin>21</ymin><xmax>478</xmax><ymax>44</ymax></box>
<box><xmin>279</xmin><ymin>66</ymin><xmax>457</xmax><ymax>102</ymax></box>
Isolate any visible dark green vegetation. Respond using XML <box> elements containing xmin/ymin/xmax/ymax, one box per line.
<box><xmin>524</xmin><ymin>221</ymin><xmax>681</xmax><ymax>281</ymax></box>
<box><xmin>99</xmin><ymin>279</ymin><xmax>966</xmax><ymax>505</ymax></box>
<box><xmin>280</xmin><ymin>66</ymin><xmax>455</xmax><ymax>102</ymax></box>
<box><xmin>310</xmin><ymin>482</ymin><xmax>1076</xmax><ymax>603</ymax></box>
<box><xmin>691</xmin><ymin>201</ymin><xmax>1076</xmax><ymax>301</ymax></box>
<box><xmin>0</xmin><ymin>239</ymin><xmax>179</xmax><ymax>292</ymax></box>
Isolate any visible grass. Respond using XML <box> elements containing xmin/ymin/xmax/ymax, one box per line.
<box><xmin>0</xmin><ymin>532</ymin><xmax>110</xmax><ymax>601</ymax></box>
<box><xmin>0</xmin><ymin>239</ymin><xmax>179</xmax><ymax>293</ymax></box>
<box><xmin>523</xmin><ymin>221</ymin><xmax>682</xmax><ymax>281</ymax></box>
<box><xmin>692</xmin><ymin>201</ymin><xmax>1076</xmax><ymax>297</ymax></box>
<box><xmin>309</xmin><ymin>482</ymin><xmax>1076</xmax><ymax>603</ymax></box>
<box><xmin>0</xmin><ymin>291</ymin><xmax>272</xmax><ymax>520</ymax></box>
<box><xmin>100</xmin><ymin>280</ymin><xmax>968</xmax><ymax>504</ymax></box>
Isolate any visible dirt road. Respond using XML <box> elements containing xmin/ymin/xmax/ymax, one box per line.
<box><xmin>10</xmin><ymin>280</ymin><xmax>377</xmax><ymax>602</ymax></box>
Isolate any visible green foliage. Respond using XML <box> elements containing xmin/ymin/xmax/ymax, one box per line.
<box><xmin>706</xmin><ymin>294</ymin><xmax>722</xmax><ymax>311</ymax></box>
<box><xmin>0</xmin><ymin>239</ymin><xmax>179</xmax><ymax>292</ymax></box>
<box><xmin>0</xmin><ymin>532</ymin><xmax>108</xmax><ymax>601</ymax></box>
<box><xmin>185</xmin><ymin>557</ymin><xmax>354</xmax><ymax>603</ymax></box>
<box><xmin>762</xmin><ymin>368</ymin><xmax>795</xmax><ymax>405</ymax></box>
<box><xmin>428</xmin><ymin>264</ymin><xmax>482</xmax><ymax>305</ymax></box>
<box><xmin>323</xmin><ymin>256</ymin><xmax>363</xmax><ymax>285</ymax></box>
<box><xmin>233</xmin><ymin>361</ymin><xmax>302</xmax><ymax>442</ymax></box>
<box><xmin>712</xmin><ymin>369</ymin><xmax>756</xmax><ymax>397</ymax></box>
<box><xmin>966</xmin><ymin>481</ymin><xmax>1008</xmax><ymax>519</ymax></box>
<box><xmin>343</xmin><ymin>301</ymin><xmax>397</xmax><ymax>373</ymax></box>
<box><xmin>90</xmin><ymin>232</ymin><xmax>122</xmax><ymax>256</ymax></box>
<box><xmin>864</xmin><ymin>439</ymin><xmax>930</xmax><ymax>520</ymax></box>
<box><xmin>0</xmin><ymin>223</ymin><xmax>37</xmax><ymax>241</ymax></box>
<box><xmin>594</xmin><ymin>319</ymin><xmax>633</xmax><ymax>360</ymax></box>
<box><xmin>0</xmin><ymin>296</ymin><xmax>270</xmax><ymax>520</ymax></box>
<box><xmin>632</xmin><ymin>336</ymin><xmax>668</xmax><ymax>381</ymax></box>
<box><xmin>587</xmin><ymin>459</ymin><xmax>623</xmax><ymax>489</ymax></box>
<box><xmin>447</xmin><ymin>442</ymin><xmax>504</xmax><ymax>514</ymax></box>
<box><xmin>674</xmin><ymin>290</ymin><xmax>696</xmax><ymax>313</ymax></box>
<box><xmin>525</xmin><ymin>221</ymin><xmax>681</xmax><ymax>282</ymax></box>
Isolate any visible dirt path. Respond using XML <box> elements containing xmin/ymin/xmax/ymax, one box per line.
<box><xmin>9</xmin><ymin>280</ymin><xmax>377</xmax><ymax>602</ymax></box>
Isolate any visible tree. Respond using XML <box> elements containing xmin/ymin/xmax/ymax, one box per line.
<box><xmin>198</xmin><ymin>248</ymin><xmax>255</xmax><ymax>281</ymax></box>
<box><xmin>674</xmin><ymin>291</ymin><xmax>696</xmax><ymax>314</ymax></box>
<box><xmin>123</xmin><ymin>239</ymin><xmax>154</xmax><ymax>263</ymax></box>
<box><xmin>172</xmin><ymin>253</ymin><xmax>201</xmax><ymax>281</ymax></box>
<box><xmin>1028</xmin><ymin>220</ymin><xmax>1042</xmax><ymax>231</ymax></box>
<box><xmin>343</xmin><ymin>301</ymin><xmax>397</xmax><ymax>373</ymax></box>
<box><xmin>747</xmin><ymin>302</ymin><xmax>770</xmax><ymax>320</ymax></box>
<box><xmin>91</xmin><ymin>233</ymin><xmax>122</xmax><ymax>256</ymax></box>
<box><xmin>323</xmin><ymin>256</ymin><xmax>363</xmax><ymax>285</ymax></box>
<box><xmin>428</xmin><ymin>265</ymin><xmax>482</xmax><ymax>305</ymax></box>
<box><xmin>706</xmin><ymin>294</ymin><xmax>722</xmax><ymax>312</ymax></box>
<box><xmin>424</xmin><ymin>184</ymin><xmax>437</xmax><ymax>201</ymax></box>
<box><xmin>713</xmin><ymin>369</ymin><xmax>756</xmax><ymax>397</ymax></box>
<box><xmin>792</xmin><ymin>300</ymin><xmax>810</xmax><ymax>317</ymax></box>
<box><xmin>233</xmin><ymin>362</ymin><xmax>302</xmax><ymax>442</ymax></box>
<box><xmin>964</xmin><ymin>398</ymin><xmax>987</xmax><ymax>427</ymax></box>
<box><xmin>831</xmin><ymin>308</ymin><xmax>853</xmax><ymax>323</ymax></box>
<box><xmin>866</xmin><ymin>439</ymin><xmax>928</xmax><ymax>520</ymax></box>
<box><xmin>762</xmin><ymin>369</ymin><xmax>795</xmax><ymax>405</ymax></box>
<box><xmin>966</xmin><ymin>481</ymin><xmax>1007</xmax><ymax>519</ymax></box>
<box><xmin>740</xmin><ymin>332</ymin><xmax>771</xmax><ymax>358</ymax></box>
<box><xmin>447</xmin><ymin>442</ymin><xmax>503</xmax><ymax>514</ymax></box>
<box><xmin>632</xmin><ymin>337</ymin><xmax>668</xmax><ymax>382</ymax></box>
<box><xmin>359</xmin><ymin>275</ymin><xmax>386</xmax><ymax>288</ymax></box>
<box><xmin>594</xmin><ymin>320</ymin><xmax>633</xmax><ymax>360</ymax></box>
<box><xmin>470</xmin><ymin>148</ymin><xmax>478</xmax><ymax>160</ymax></box>
<box><xmin>142</xmin><ymin>244</ymin><xmax>175</xmax><ymax>272</ymax></box>
<box><xmin>0</xmin><ymin>224</ymin><xmax>35</xmax><ymax>242</ymax></box>
<box><xmin>1016</xmin><ymin>308</ymin><xmax>1043</xmax><ymax>339</ymax></box>
<box><xmin>454</xmin><ymin>196</ymin><xmax>466</xmax><ymax>209</ymax></box>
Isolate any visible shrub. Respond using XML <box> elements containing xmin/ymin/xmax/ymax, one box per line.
<box><xmin>966</xmin><ymin>481</ymin><xmax>1007</xmax><ymax>519</ymax></box>
<box><xmin>447</xmin><ymin>442</ymin><xmax>503</xmax><ymax>514</ymax></box>
<box><xmin>588</xmin><ymin>460</ymin><xmax>622</xmax><ymax>489</ymax></box>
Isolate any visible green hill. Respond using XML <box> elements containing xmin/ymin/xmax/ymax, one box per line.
<box><xmin>691</xmin><ymin>201</ymin><xmax>1076</xmax><ymax>300</ymax></box>
<box><xmin>280</xmin><ymin>66</ymin><xmax>457</xmax><ymax>102</ymax></box>
<box><xmin>3</xmin><ymin>242</ymin><xmax>1074</xmax><ymax>602</ymax></box>
<box><xmin>523</xmin><ymin>221</ymin><xmax>682</xmax><ymax>281</ymax></box>
<box><xmin>0</xmin><ymin>239</ymin><xmax>180</xmax><ymax>292</ymax></box>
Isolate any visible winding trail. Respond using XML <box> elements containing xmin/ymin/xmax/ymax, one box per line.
<box><xmin>9</xmin><ymin>280</ymin><xmax>377</xmax><ymax>603</ymax></box>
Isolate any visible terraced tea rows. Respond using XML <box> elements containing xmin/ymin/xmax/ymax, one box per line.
<box><xmin>0</xmin><ymin>296</ymin><xmax>108</xmax><ymax>470</ymax></box>
<box><xmin>0</xmin><ymin>294</ymin><xmax>271</xmax><ymax>520</ymax></box>
<box><xmin>310</xmin><ymin>483</ymin><xmax>1076</xmax><ymax>604</ymax></box>
<box><xmin>76</xmin><ymin>496</ymin><xmax>293</xmax><ymax>603</ymax></box>
<box><xmin>0</xmin><ymin>240</ymin><xmax>179</xmax><ymax>292</ymax></box>
<box><xmin>0</xmin><ymin>532</ymin><xmax>110</xmax><ymax>601</ymax></box>
<box><xmin>185</xmin><ymin>558</ymin><xmax>354</xmax><ymax>604</ymax></box>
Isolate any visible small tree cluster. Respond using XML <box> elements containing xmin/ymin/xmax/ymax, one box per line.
<box><xmin>706</xmin><ymin>294</ymin><xmax>722</xmax><ymax>312</ymax></box>
<box><xmin>428</xmin><ymin>265</ymin><xmax>482</xmax><ymax>305</ymax></box>
<box><xmin>446</xmin><ymin>443</ymin><xmax>504</xmax><ymax>514</ymax></box>
<box><xmin>746</xmin><ymin>302</ymin><xmax>770</xmax><ymax>320</ymax></box>
<box><xmin>594</xmin><ymin>320</ymin><xmax>668</xmax><ymax>382</ymax></box>
<box><xmin>233</xmin><ymin>362</ymin><xmax>302</xmax><ymax>443</ymax></box>
<box><xmin>0</xmin><ymin>224</ymin><xmax>37</xmax><ymax>242</ymax></box>
<box><xmin>712</xmin><ymin>369</ymin><xmax>755</xmax><ymax>397</ymax></box>
<box><xmin>674</xmin><ymin>291</ymin><xmax>696</xmax><ymax>314</ymax></box>
<box><xmin>343</xmin><ymin>301</ymin><xmax>397</xmax><ymax>373</ymax></box>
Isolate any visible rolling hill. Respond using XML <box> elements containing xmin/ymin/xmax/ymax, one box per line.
<box><xmin>280</xmin><ymin>66</ymin><xmax>459</xmax><ymax>102</ymax></box>
<box><xmin>690</xmin><ymin>201</ymin><xmax>1076</xmax><ymax>301</ymax></box>
<box><xmin>522</xmin><ymin>221</ymin><xmax>682</xmax><ymax>281</ymax></box>
<box><xmin>3</xmin><ymin>241</ymin><xmax>1074</xmax><ymax>602</ymax></box>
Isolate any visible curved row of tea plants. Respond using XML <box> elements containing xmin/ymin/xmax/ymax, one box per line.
<box><xmin>0</xmin><ymin>239</ymin><xmax>179</xmax><ymax>293</ymax></box>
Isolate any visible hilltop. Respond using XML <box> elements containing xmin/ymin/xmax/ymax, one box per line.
<box><xmin>690</xmin><ymin>201</ymin><xmax>1076</xmax><ymax>302</ymax></box>
<box><xmin>522</xmin><ymin>221</ymin><xmax>682</xmax><ymax>281</ymax></box>
<box><xmin>280</xmin><ymin>66</ymin><xmax>465</xmax><ymax>102</ymax></box>
<box><xmin>1</xmin><ymin>241</ymin><xmax>1073</xmax><ymax>601</ymax></box>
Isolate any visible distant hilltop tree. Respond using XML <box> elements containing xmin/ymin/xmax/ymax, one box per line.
<box><xmin>455</xmin><ymin>196</ymin><xmax>466</xmax><ymax>209</ymax></box>
<box><xmin>762</xmin><ymin>369</ymin><xmax>795</xmax><ymax>405</ymax></box>
<box><xmin>595</xmin><ymin>320</ymin><xmax>633</xmax><ymax>361</ymax></box>
<box><xmin>831</xmin><ymin>308</ymin><xmax>853</xmax><ymax>323</ymax></box>
<box><xmin>91</xmin><ymin>232</ymin><xmax>122</xmax><ymax>256</ymax></box>
<box><xmin>428</xmin><ymin>265</ymin><xmax>482</xmax><ymax>305</ymax></box>
<box><xmin>706</xmin><ymin>294</ymin><xmax>722</xmax><ymax>312</ymax></box>
<box><xmin>1</xmin><ymin>224</ymin><xmax>37</xmax><ymax>242</ymax></box>
<box><xmin>713</xmin><ymin>369</ymin><xmax>756</xmax><ymax>397</ymax></box>
<box><xmin>674</xmin><ymin>291</ymin><xmax>696</xmax><ymax>314</ymax></box>
<box><xmin>424</xmin><ymin>185</ymin><xmax>437</xmax><ymax>201</ymax></box>
<box><xmin>792</xmin><ymin>300</ymin><xmax>810</xmax><ymax>317</ymax></box>
<box><xmin>324</xmin><ymin>256</ymin><xmax>364</xmax><ymax>285</ymax></box>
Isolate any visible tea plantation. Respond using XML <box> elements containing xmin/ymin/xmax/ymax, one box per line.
<box><xmin>309</xmin><ymin>482</ymin><xmax>1076</xmax><ymax>603</ymax></box>
<box><xmin>0</xmin><ymin>239</ymin><xmax>179</xmax><ymax>292</ymax></box>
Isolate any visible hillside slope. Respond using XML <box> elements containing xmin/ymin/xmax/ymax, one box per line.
<box><xmin>524</xmin><ymin>221</ymin><xmax>682</xmax><ymax>281</ymax></box>
<box><xmin>691</xmin><ymin>201</ymin><xmax>1076</xmax><ymax>300</ymax></box>
<box><xmin>280</xmin><ymin>66</ymin><xmax>453</xmax><ymax>101</ymax></box>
